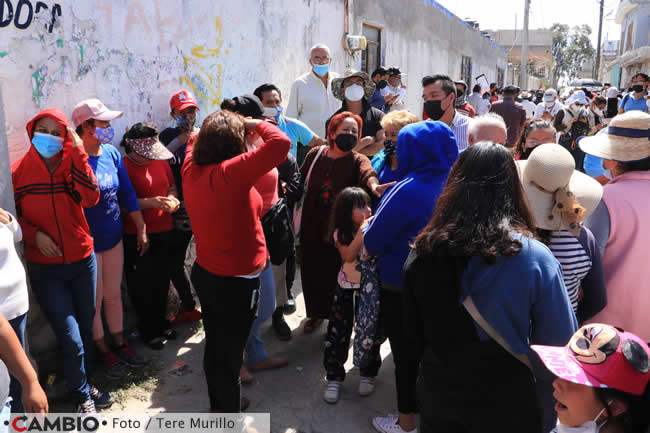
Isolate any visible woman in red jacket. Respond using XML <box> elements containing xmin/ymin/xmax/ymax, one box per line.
<box><xmin>182</xmin><ymin>110</ymin><xmax>290</xmax><ymax>413</ymax></box>
<box><xmin>11</xmin><ymin>109</ymin><xmax>112</xmax><ymax>413</ymax></box>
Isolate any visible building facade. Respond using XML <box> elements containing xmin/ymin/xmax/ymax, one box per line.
<box><xmin>601</xmin><ymin>0</ymin><xmax>650</xmax><ymax>88</ymax></box>
<box><xmin>488</xmin><ymin>29</ymin><xmax>553</xmax><ymax>88</ymax></box>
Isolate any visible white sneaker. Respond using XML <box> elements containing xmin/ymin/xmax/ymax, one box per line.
<box><xmin>323</xmin><ymin>381</ymin><xmax>342</xmax><ymax>404</ymax></box>
<box><xmin>372</xmin><ymin>414</ymin><xmax>415</xmax><ymax>433</ymax></box>
<box><xmin>358</xmin><ymin>376</ymin><xmax>376</xmax><ymax>396</ymax></box>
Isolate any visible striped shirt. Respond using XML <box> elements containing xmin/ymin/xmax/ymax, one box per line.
<box><xmin>449</xmin><ymin>111</ymin><xmax>470</xmax><ymax>151</ymax></box>
<box><xmin>549</xmin><ymin>231</ymin><xmax>592</xmax><ymax>312</ymax></box>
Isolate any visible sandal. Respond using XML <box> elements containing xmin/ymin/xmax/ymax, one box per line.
<box><xmin>303</xmin><ymin>318</ymin><xmax>324</xmax><ymax>334</ymax></box>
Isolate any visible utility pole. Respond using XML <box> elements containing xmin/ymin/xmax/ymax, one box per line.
<box><xmin>595</xmin><ymin>0</ymin><xmax>604</xmax><ymax>79</ymax></box>
<box><xmin>520</xmin><ymin>0</ymin><xmax>530</xmax><ymax>89</ymax></box>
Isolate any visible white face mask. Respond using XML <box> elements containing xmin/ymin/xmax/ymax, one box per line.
<box><xmin>556</xmin><ymin>407</ymin><xmax>608</xmax><ymax>433</ymax></box>
<box><xmin>345</xmin><ymin>84</ymin><xmax>365</xmax><ymax>102</ymax></box>
<box><xmin>593</xmin><ymin>107</ymin><xmax>604</xmax><ymax>117</ymax></box>
<box><xmin>570</xmin><ymin>105</ymin><xmax>583</xmax><ymax>115</ymax></box>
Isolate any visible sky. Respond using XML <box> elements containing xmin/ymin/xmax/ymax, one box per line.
<box><xmin>436</xmin><ymin>0</ymin><xmax>622</xmax><ymax>48</ymax></box>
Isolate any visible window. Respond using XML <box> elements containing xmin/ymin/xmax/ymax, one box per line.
<box><xmin>625</xmin><ymin>22</ymin><xmax>634</xmax><ymax>52</ymax></box>
<box><xmin>497</xmin><ymin>67</ymin><xmax>505</xmax><ymax>87</ymax></box>
<box><xmin>361</xmin><ymin>24</ymin><xmax>381</xmax><ymax>74</ymax></box>
<box><xmin>461</xmin><ymin>56</ymin><xmax>472</xmax><ymax>86</ymax></box>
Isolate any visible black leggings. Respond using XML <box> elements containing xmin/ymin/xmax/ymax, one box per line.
<box><xmin>124</xmin><ymin>232</ymin><xmax>172</xmax><ymax>342</ymax></box>
<box><xmin>380</xmin><ymin>289</ymin><xmax>419</xmax><ymax>414</ymax></box>
<box><xmin>191</xmin><ymin>263</ymin><xmax>259</xmax><ymax>412</ymax></box>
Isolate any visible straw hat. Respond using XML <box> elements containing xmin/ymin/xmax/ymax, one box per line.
<box><xmin>332</xmin><ymin>69</ymin><xmax>376</xmax><ymax>101</ymax></box>
<box><xmin>578</xmin><ymin>111</ymin><xmax>650</xmax><ymax>162</ymax></box>
<box><xmin>516</xmin><ymin>143</ymin><xmax>603</xmax><ymax>234</ymax></box>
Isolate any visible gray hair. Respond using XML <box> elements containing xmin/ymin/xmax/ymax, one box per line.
<box><xmin>310</xmin><ymin>43</ymin><xmax>331</xmax><ymax>58</ymax></box>
<box><xmin>469</xmin><ymin>113</ymin><xmax>507</xmax><ymax>140</ymax></box>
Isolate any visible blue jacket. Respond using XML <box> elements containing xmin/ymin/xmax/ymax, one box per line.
<box><xmin>462</xmin><ymin>235</ymin><xmax>578</xmax><ymax>354</ymax></box>
<box><xmin>364</xmin><ymin>121</ymin><xmax>459</xmax><ymax>286</ymax></box>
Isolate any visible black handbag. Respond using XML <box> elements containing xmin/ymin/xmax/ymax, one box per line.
<box><xmin>261</xmin><ymin>197</ymin><xmax>294</xmax><ymax>265</ymax></box>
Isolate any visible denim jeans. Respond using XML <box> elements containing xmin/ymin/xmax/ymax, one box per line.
<box><xmin>28</xmin><ymin>254</ymin><xmax>97</xmax><ymax>404</ymax></box>
<box><xmin>245</xmin><ymin>266</ymin><xmax>276</xmax><ymax>364</ymax></box>
<box><xmin>8</xmin><ymin>313</ymin><xmax>26</xmax><ymax>413</ymax></box>
<box><xmin>169</xmin><ymin>228</ymin><xmax>195</xmax><ymax>311</ymax></box>
<box><xmin>191</xmin><ymin>263</ymin><xmax>259</xmax><ymax>412</ymax></box>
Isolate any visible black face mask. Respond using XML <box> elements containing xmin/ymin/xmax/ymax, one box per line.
<box><xmin>335</xmin><ymin>133</ymin><xmax>357</xmax><ymax>152</ymax></box>
<box><xmin>377</xmin><ymin>80</ymin><xmax>388</xmax><ymax>89</ymax></box>
<box><xmin>424</xmin><ymin>100</ymin><xmax>446</xmax><ymax>121</ymax></box>
<box><xmin>383</xmin><ymin>139</ymin><xmax>396</xmax><ymax>156</ymax></box>
<box><xmin>520</xmin><ymin>147</ymin><xmax>535</xmax><ymax>160</ymax></box>
<box><xmin>632</xmin><ymin>84</ymin><xmax>645</xmax><ymax>93</ymax></box>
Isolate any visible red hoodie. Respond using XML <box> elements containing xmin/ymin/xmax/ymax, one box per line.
<box><xmin>12</xmin><ymin>109</ymin><xmax>100</xmax><ymax>264</ymax></box>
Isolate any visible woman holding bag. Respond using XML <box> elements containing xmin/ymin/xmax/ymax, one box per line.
<box><xmin>402</xmin><ymin>142</ymin><xmax>578</xmax><ymax>433</ymax></box>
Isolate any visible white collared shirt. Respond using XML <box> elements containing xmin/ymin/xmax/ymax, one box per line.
<box><xmin>449</xmin><ymin>111</ymin><xmax>470</xmax><ymax>151</ymax></box>
<box><xmin>286</xmin><ymin>70</ymin><xmax>340</xmax><ymax>138</ymax></box>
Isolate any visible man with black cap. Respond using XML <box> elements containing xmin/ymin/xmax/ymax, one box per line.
<box><xmin>381</xmin><ymin>67</ymin><xmax>407</xmax><ymax>112</ymax></box>
<box><xmin>489</xmin><ymin>85</ymin><xmax>526</xmax><ymax>147</ymax></box>
<box><xmin>454</xmin><ymin>80</ymin><xmax>476</xmax><ymax>118</ymax></box>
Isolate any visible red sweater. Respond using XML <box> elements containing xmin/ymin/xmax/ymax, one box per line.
<box><xmin>182</xmin><ymin>121</ymin><xmax>290</xmax><ymax>276</ymax></box>
<box><xmin>12</xmin><ymin>109</ymin><xmax>100</xmax><ymax>264</ymax></box>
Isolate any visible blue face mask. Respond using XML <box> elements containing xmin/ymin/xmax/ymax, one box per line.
<box><xmin>94</xmin><ymin>126</ymin><xmax>115</xmax><ymax>144</ymax></box>
<box><xmin>32</xmin><ymin>132</ymin><xmax>63</xmax><ymax>158</ymax></box>
<box><xmin>313</xmin><ymin>63</ymin><xmax>330</xmax><ymax>77</ymax></box>
<box><xmin>603</xmin><ymin>169</ymin><xmax>612</xmax><ymax>179</ymax></box>
<box><xmin>176</xmin><ymin>115</ymin><xmax>192</xmax><ymax>130</ymax></box>
<box><xmin>274</xmin><ymin>106</ymin><xmax>283</xmax><ymax>121</ymax></box>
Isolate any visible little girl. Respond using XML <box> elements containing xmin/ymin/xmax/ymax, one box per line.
<box><xmin>323</xmin><ymin>187</ymin><xmax>382</xmax><ymax>404</ymax></box>
<box><xmin>532</xmin><ymin>324</ymin><xmax>650</xmax><ymax>433</ymax></box>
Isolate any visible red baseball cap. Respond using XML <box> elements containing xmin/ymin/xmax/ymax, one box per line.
<box><xmin>532</xmin><ymin>324</ymin><xmax>650</xmax><ymax>396</ymax></box>
<box><xmin>170</xmin><ymin>90</ymin><xmax>200</xmax><ymax>111</ymax></box>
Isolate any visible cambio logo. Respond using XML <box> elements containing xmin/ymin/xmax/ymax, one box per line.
<box><xmin>10</xmin><ymin>415</ymin><xmax>101</xmax><ymax>432</ymax></box>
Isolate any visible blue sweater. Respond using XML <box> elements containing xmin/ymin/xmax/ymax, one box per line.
<box><xmin>462</xmin><ymin>236</ymin><xmax>578</xmax><ymax>354</ymax></box>
<box><xmin>84</xmin><ymin>145</ymin><xmax>140</xmax><ymax>252</ymax></box>
<box><xmin>364</xmin><ymin>121</ymin><xmax>459</xmax><ymax>286</ymax></box>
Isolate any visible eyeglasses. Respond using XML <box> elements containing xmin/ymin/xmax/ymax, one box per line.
<box><xmin>311</xmin><ymin>56</ymin><xmax>330</xmax><ymax>64</ymax></box>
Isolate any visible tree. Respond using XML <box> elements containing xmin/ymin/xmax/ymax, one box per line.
<box><xmin>550</xmin><ymin>23</ymin><xmax>596</xmax><ymax>87</ymax></box>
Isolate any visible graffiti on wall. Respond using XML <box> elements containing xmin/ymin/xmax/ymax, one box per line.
<box><xmin>179</xmin><ymin>17</ymin><xmax>227</xmax><ymax>112</ymax></box>
<box><xmin>0</xmin><ymin>0</ymin><xmax>61</xmax><ymax>33</ymax></box>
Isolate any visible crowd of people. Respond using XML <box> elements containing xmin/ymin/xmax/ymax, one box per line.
<box><xmin>1</xmin><ymin>42</ymin><xmax>649</xmax><ymax>433</ymax></box>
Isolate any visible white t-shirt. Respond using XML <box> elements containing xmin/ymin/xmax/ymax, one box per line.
<box><xmin>0</xmin><ymin>214</ymin><xmax>29</xmax><ymax>321</ymax></box>
<box><xmin>381</xmin><ymin>83</ymin><xmax>407</xmax><ymax>111</ymax></box>
<box><xmin>534</xmin><ymin>101</ymin><xmax>564</xmax><ymax>119</ymax></box>
<box><xmin>521</xmin><ymin>100</ymin><xmax>537</xmax><ymax>119</ymax></box>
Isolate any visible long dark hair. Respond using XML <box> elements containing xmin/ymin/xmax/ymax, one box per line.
<box><xmin>414</xmin><ymin>141</ymin><xmax>536</xmax><ymax>264</ymax></box>
<box><xmin>330</xmin><ymin>187</ymin><xmax>370</xmax><ymax>246</ymax></box>
<box><xmin>595</xmin><ymin>385</ymin><xmax>650</xmax><ymax>433</ymax></box>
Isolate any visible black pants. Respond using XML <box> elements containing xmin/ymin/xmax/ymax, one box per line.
<box><xmin>169</xmin><ymin>228</ymin><xmax>196</xmax><ymax>311</ymax></box>
<box><xmin>380</xmin><ymin>289</ymin><xmax>419</xmax><ymax>414</ymax></box>
<box><xmin>191</xmin><ymin>262</ymin><xmax>259</xmax><ymax>412</ymax></box>
<box><xmin>124</xmin><ymin>232</ymin><xmax>172</xmax><ymax>342</ymax></box>
<box><xmin>418</xmin><ymin>345</ymin><xmax>542</xmax><ymax>433</ymax></box>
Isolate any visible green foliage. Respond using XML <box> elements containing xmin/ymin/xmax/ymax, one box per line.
<box><xmin>550</xmin><ymin>23</ymin><xmax>596</xmax><ymax>87</ymax></box>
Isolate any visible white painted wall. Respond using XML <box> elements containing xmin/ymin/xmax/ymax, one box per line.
<box><xmin>0</xmin><ymin>0</ymin><xmax>347</xmax><ymax>163</ymax></box>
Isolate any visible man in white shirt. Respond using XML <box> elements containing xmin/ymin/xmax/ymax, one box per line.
<box><xmin>534</xmin><ymin>88</ymin><xmax>564</xmax><ymax>120</ymax></box>
<box><xmin>381</xmin><ymin>67</ymin><xmax>407</xmax><ymax>112</ymax></box>
<box><xmin>286</xmin><ymin>44</ymin><xmax>340</xmax><ymax>138</ymax></box>
<box><xmin>520</xmin><ymin>92</ymin><xmax>537</xmax><ymax>119</ymax></box>
<box><xmin>467</xmin><ymin>84</ymin><xmax>483</xmax><ymax>114</ymax></box>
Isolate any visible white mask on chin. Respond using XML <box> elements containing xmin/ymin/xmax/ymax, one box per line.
<box><xmin>556</xmin><ymin>407</ymin><xmax>608</xmax><ymax>433</ymax></box>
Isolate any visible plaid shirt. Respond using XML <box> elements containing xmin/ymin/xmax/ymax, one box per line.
<box><xmin>489</xmin><ymin>98</ymin><xmax>526</xmax><ymax>147</ymax></box>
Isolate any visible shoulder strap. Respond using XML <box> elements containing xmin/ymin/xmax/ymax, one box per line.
<box><xmin>303</xmin><ymin>146</ymin><xmax>326</xmax><ymax>190</ymax></box>
<box><xmin>622</xmin><ymin>93</ymin><xmax>630</xmax><ymax>109</ymax></box>
<box><xmin>462</xmin><ymin>296</ymin><xmax>533</xmax><ymax>371</ymax></box>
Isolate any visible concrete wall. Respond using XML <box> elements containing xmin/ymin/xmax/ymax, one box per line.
<box><xmin>0</xmin><ymin>0</ymin><xmax>347</xmax><ymax>165</ymax></box>
<box><xmin>352</xmin><ymin>0</ymin><xmax>507</xmax><ymax>114</ymax></box>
